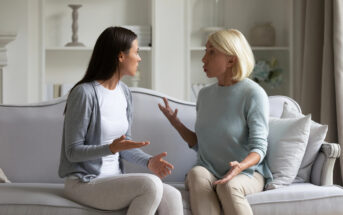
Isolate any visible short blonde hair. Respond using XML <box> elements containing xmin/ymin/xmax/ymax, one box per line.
<box><xmin>208</xmin><ymin>29</ymin><xmax>255</xmax><ymax>81</ymax></box>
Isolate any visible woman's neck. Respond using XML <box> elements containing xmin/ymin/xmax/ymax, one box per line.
<box><xmin>217</xmin><ymin>69</ymin><xmax>237</xmax><ymax>86</ymax></box>
<box><xmin>97</xmin><ymin>72</ymin><xmax>120</xmax><ymax>90</ymax></box>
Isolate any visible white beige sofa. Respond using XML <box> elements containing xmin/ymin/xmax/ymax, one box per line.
<box><xmin>0</xmin><ymin>87</ymin><xmax>342</xmax><ymax>215</ymax></box>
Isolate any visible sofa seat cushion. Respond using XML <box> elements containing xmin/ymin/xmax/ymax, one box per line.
<box><xmin>248</xmin><ymin>183</ymin><xmax>343</xmax><ymax>215</ymax></box>
<box><xmin>172</xmin><ymin>183</ymin><xmax>343</xmax><ymax>215</ymax></box>
<box><xmin>0</xmin><ymin>183</ymin><xmax>126</xmax><ymax>215</ymax></box>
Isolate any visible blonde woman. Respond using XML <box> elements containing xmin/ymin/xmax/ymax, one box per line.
<box><xmin>159</xmin><ymin>29</ymin><xmax>272</xmax><ymax>215</ymax></box>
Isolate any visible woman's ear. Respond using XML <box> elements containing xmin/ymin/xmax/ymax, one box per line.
<box><xmin>118</xmin><ymin>52</ymin><xmax>125</xmax><ymax>63</ymax></box>
<box><xmin>227</xmin><ymin>56</ymin><xmax>237</xmax><ymax>67</ymax></box>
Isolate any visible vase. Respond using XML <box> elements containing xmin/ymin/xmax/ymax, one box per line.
<box><xmin>249</xmin><ymin>23</ymin><xmax>275</xmax><ymax>46</ymax></box>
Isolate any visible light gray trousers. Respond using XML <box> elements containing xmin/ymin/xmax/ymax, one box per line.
<box><xmin>64</xmin><ymin>173</ymin><xmax>183</xmax><ymax>215</ymax></box>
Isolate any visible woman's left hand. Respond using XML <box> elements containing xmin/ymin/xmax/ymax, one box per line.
<box><xmin>213</xmin><ymin>161</ymin><xmax>242</xmax><ymax>185</ymax></box>
<box><xmin>148</xmin><ymin>152</ymin><xmax>174</xmax><ymax>179</ymax></box>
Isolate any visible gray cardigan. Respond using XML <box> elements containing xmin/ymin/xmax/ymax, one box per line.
<box><xmin>58</xmin><ymin>81</ymin><xmax>151</xmax><ymax>182</ymax></box>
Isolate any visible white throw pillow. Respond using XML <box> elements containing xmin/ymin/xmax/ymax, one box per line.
<box><xmin>265</xmin><ymin>114</ymin><xmax>311</xmax><ymax>190</ymax></box>
<box><xmin>281</xmin><ymin>103</ymin><xmax>328</xmax><ymax>183</ymax></box>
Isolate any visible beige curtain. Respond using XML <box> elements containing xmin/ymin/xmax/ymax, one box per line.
<box><xmin>333</xmin><ymin>0</ymin><xmax>343</xmax><ymax>185</ymax></box>
<box><xmin>293</xmin><ymin>0</ymin><xmax>343</xmax><ymax>184</ymax></box>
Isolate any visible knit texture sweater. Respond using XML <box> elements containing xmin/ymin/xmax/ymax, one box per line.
<box><xmin>58</xmin><ymin>81</ymin><xmax>151</xmax><ymax>182</ymax></box>
<box><xmin>194</xmin><ymin>78</ymin><xmax>273</xmax><ymax>182</ymax></box>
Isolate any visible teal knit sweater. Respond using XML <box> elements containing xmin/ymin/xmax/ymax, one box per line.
<box><xmin>194</xmin><ymin>78</ymin><xmax>272</xmax><ymax>183</ymax></box>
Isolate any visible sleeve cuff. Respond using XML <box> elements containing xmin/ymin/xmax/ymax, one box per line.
<box><xmin>250</xmin><ymin>149</ymin><xmax>265</xmax><ymax>164</ymax></box>
<box><xmin>101</xmin><ymin>144</ymin><xmax>114</xmax><ymax>156</ymax></box>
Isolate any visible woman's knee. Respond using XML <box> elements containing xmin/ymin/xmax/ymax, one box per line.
<box><xmin>187</xmin><ymin>166</ymin><xmax>211</xmax><ymax>182</ymax></box>
<box><xmin>216</xmin><ymin>179</ymin><xmax>244</xmax><ymax>198</ymax></box>
<box><xmin>138</xmin><ymin>174</ymin><xmax>163</xmax><ymax>195</ymax></box>
<box><xmin>186</xmin><ymin>166</ymin><xmax>216</xmax><ymax>191</ymax></box>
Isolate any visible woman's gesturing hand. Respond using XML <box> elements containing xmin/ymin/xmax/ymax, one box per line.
<box><xmin>148</xmin><ymin>152</ymin><xmax>174</xmax><ymax>179</ymax></box>
<box><xmin>213</xmin><ymin>161</ymin><xmax>243</xmax><ymax>185</ymax></box>
<box><xmin>158</xmin><ymin>97</ymin><xmax>179</xmax><ymax>126</ymax></box>
<box><xmin>109</xmin><ymin>135</ymin><xmax>149</xmax><ymax>154</ymax></box>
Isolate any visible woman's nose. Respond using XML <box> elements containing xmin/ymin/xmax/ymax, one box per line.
<box><xmin>202</xmin><ymin>55</ymin><xmax>206</xmax><ymax>63</ymax></box>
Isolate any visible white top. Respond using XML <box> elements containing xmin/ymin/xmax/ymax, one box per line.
<box><xmin>95</xmin><ymin>81</ymin><xmax>129</xmax><ymax>178</ymax></box>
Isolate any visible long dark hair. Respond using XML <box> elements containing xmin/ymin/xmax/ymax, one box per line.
<box><xmin>64</xmin><ymin>26</ymin><xmax>137</xmax><ymax>113</ymax></box>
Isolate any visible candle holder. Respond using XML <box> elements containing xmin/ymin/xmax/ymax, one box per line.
<box><xmin>65</xmin><ymin>4</ymin><xmax>84</xmax><ymax>47</ymax></box>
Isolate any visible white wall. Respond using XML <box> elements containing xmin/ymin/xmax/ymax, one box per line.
<box><xmin>153</xmin><ymin>0</ymin><xmax>186</xmax><ymax>99</ymax></box>
<box><xmin>27</xmin><ymin>0</ymin><xmax>42</xmax><ymax>103</ymax></box>
<box><xmin>0</xmin><ymin>0</ymin><xmax>42</xmax><ymax>104</ymax></box>
<box><xmin>0</xmin><ymin>0</ymin><xmax>29</xmax><ymax>104</ymax></box>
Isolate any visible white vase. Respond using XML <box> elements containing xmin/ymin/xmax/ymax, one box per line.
<box><xmin>250</xmin><ymin>23</ymin><xmax>275</xmax><ymax>46</ymax></box>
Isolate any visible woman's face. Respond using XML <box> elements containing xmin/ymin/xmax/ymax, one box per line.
<box><xmin>202</xmin><ymin>41</ymin><xmax>232</xmax><ymax>78</ymax></box>
<box><xmin>119</xmin><ymin>39</ymin><xmax>141</xmax><ymax>77</ymax></box>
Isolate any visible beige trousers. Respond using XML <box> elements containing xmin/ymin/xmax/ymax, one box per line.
<box><xmin>186</xmin><ymin>166</ymin><xmax>265</xmax><ymax>215</ymax></box>
<box><xmin>64</xmin><ymin>173</ymin><xmax>183</xmax><ymax>215</ymax></box>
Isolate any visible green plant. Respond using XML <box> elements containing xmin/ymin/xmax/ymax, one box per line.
<box><xmin>250</xmin><ymin>57</ymin><xmax>283</xmax><ymax>88</ymax></box>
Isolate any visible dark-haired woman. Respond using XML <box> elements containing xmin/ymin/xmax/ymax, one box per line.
<box><xmin>58</xmin><ymin>27</ymin><xmax>183</xmax><ymax>215</ymax></box>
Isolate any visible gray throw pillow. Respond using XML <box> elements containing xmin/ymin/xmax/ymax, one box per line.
<box><xmin>281</xmin><ymin>102</ymin><xmax>328</xmax><ymax>183</ymax></box>
<box><xmin>265</xmin><ymin>114</ymin><xmax>311</xmax><ymax>190</ymax></box>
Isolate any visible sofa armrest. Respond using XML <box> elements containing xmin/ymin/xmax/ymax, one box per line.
<box><xmin>311</xmin><ymin>143</ymin><xmax>341</xmax><ymax>186</ymax></box>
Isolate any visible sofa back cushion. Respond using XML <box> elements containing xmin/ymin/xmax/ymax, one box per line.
<box><xmin>125</xmin><ymin>89</ymin><xmax>198</xmax><ymax>182</ymax></box>
<box><xmin>268</xmin><ymin>96</ymin><xmax>301</xmax><ymax>117</ymax></box>
<box><xmin>0</xmin><ymin>88</ymin><xmax>303</xmax><ymax>183</ymax></box>
<box><xmin>125</xmin><ymin>90</ymin><xmax>303</xmax><ymax>182</ymax></box>
<box><xmin>0</xmin><ymin>98</ymin><xmax>66</xmax><ymax>183</ymax></box>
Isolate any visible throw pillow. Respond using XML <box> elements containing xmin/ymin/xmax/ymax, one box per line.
<box><xmin>265</xmin><ymin>114</ymin><xmax>311</xmax><ymax>190</ymax></box>
<box><xmin>0</xmin><ymin>168</ymin><xmax>10</xmax><ymax>183</ymax></box>
<box><xmin>281</xmin><ymin>102</ymin><xmax>328</xmax><ymax>183</ymax></box>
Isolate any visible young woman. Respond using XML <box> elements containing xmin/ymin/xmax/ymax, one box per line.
<box><xmin>58</xmin><ymin>26</ymin><xmax>183</xmax><ymax>215</ymax></box>
<box><xmin>159</xmin><ymin>29</ymin><xmax>272</xmax><ymax>215</ymax></box>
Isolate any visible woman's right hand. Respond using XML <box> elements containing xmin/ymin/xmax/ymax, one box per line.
<box><xmin>109</xmin><ymin>135</ymin><xmax>149</xmax><ymax>154</ymax></box>
<box><xmin>158</xmin><ymin>97</ymin><xmax>179</xmax><ymax>126</ymax></box>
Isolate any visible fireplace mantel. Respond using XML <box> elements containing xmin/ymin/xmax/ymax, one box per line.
<box><xmin>0</xmin><ymin>33</ymin><xmax>17</xmax><ymax>103</ymax></box>
<box><xmin>0</xmin><ymin>33</ymin><xmax>17</xmax><ymax>67</ymax></box>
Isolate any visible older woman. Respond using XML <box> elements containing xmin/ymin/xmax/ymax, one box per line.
<box><xmin>159</xmin><ymin>29</ymin><xmax>272</xmax><ymax>215</ymax></box>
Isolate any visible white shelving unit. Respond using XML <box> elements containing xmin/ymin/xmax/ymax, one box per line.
<box><xmin>40</xmin><ymin>0</ymin><xmax>153</xmax><ymax>100</ymax></box>
<box><xmin>185</xmin><ymin>0</ymin><xmax>293</xmax><ymax>101</ymax></box>
<box><xmin>35</xmin><ymin>0</ymin><xmax>292</xmax><ymax>102</ymax></box>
